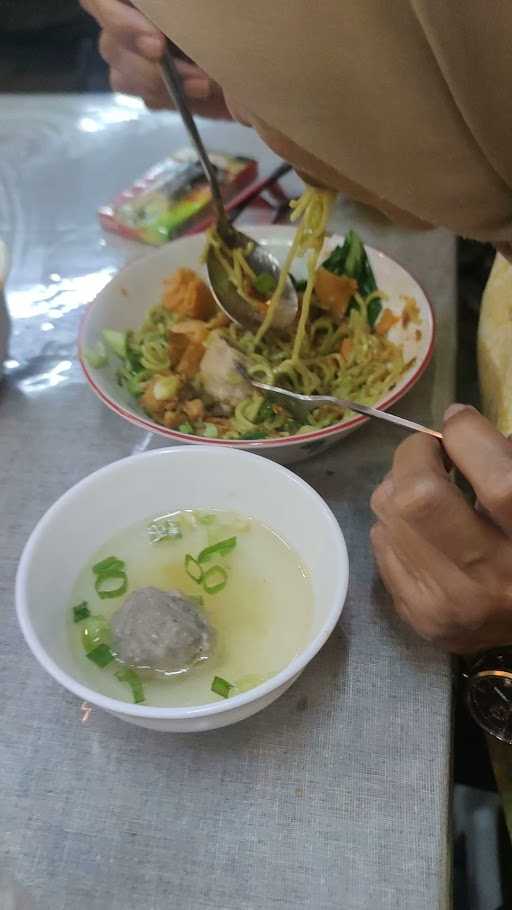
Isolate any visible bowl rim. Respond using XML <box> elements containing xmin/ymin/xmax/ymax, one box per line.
<box><xmin>16</xmin><ymin>446</ymin><xmax>349</xmax><ymax>719</ymax></box>
<box><xmin>78</xmin><ymin>226</ymin><xmax>436</xmax><ymax>450</ymax></box>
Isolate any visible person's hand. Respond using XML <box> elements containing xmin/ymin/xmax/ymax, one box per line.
<box><xmin>80</xmin><ymin>0</ymin><xmax>231</xmax><ymax>118</ymax></box>
<box><xmin>370</xmin><ymin>405</ymin><xmax>512</xmax><ymax>654</ymax></box>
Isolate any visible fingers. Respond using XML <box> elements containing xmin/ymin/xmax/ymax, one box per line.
<box><xmin>371</xmin><ymin>432</ymin><xmax>505</xmax><ymax>572</ymax></box>
<box><xmin>370</xmin><ymin>522</ymin><xmax>492</xmax><ymax>653</ymax></box>
<box><xmin>81</xmin><ymin>0</ymin><xmax>163</xmax><ymax>53</ymax></box>
<box><xmin>443</xmin><ymin>405</ymin><xmax>512</xmax><ymax>535</ymax></box>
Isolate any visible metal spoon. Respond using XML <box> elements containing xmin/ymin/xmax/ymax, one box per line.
<box><xmin>159</xmin><ymin>42</ymin><xmax>298</xmax><ymax>331</ymax></box>
<box><xmin>249</xmin><ymin>380</ymin><xmax>443</xmax><ymax>439</ymax></box>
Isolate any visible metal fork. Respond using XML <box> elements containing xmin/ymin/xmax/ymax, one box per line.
<box><xmin>250</xmin><ymin>380</ymin><xmax>443</xmax><ymax>439</ymax></box>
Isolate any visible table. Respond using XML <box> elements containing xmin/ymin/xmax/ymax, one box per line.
<box><xmin>0</xmin><ymin>94</ymin><xmax>456</xmax><ymax>910</ymax></box>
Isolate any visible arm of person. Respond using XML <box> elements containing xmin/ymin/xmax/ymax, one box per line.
<box><xmin>370</xmin><ymin>406</ymin><xmax>512</xmax><ymax>654</ymax></box>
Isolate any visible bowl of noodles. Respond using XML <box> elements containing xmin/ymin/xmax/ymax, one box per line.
<box><xmin>80</xmin><ymin>190</ymin><xmax>434</xmax><ymax>464</ymax></box>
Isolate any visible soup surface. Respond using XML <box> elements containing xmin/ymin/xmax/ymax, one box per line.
<box><xmin>68</xmin><ymin>510</ymin><xmax>314</xmax><ymax>707</ymax></box>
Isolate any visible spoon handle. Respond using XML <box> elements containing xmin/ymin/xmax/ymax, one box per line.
<box><xmin>159</xmin><ymin>41</ymin><xmax>228</xmax><ymax>227</ymax></box>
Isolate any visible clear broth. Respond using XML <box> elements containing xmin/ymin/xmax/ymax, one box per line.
<box><xmin>68</xmin><ymin>510</ymin><xmax>314</xmax><ymax>707</ymax></box>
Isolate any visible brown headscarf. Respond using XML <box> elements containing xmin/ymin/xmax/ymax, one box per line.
<box><xmin>135</xmin><ymin>0</ymin><xmax>512</xmax><ymax>247</ymax></box>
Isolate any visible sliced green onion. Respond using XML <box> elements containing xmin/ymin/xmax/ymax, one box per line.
<box><xmin>185</xmin><ymin>554</ymin><xmax>204</xmax><ymax>584</ymax></box>
<box><xmin>198</xmin><ymin>536</ymin><xmax>237</xmax><ymax>564</ymax></box>
<box><xmin>102</xmin><ymin>329</ymin><xmax>127</xmax><ymax>359</ymax></box>
<box><xmin>211</xmin><ymin>676</ymin><xmax>234</xmax><ymax>699</ymax></box>
<box><xmin>94</xmin><ymin>570</ymin><xmax>128</xmax><ymax>600</ymax></box>
<box><xmin>178</xmin><ymin>422</ymin><xmax>194</xmax><ymax>434</ymax></box>
<box><xmin>81</xmin><ymin>614</ymin><xmax>110</xmax><ymax>652</ymax></box>
<box><xmin>253</xmin><ymin>272</ymin><xmax>277</xmax><ymax>297</ymax></box>
<box><xmin>201</xmin><ymin>423</ymin><xmax>219</xmax><ymax>438</ymax></box>
<box><xmin>86</xmin><ymin>643</ymin><xmax>114</xmax><ymax>668</ymax></box>
<box><xmin>115</xmin><ymin>668</ymin><xmax>145</xmax><ymax>704</ymax></box>
<box><xmin>84</xmin><ymin>342</ymin><xmax>107</xmax><ymax>369</ymax></box>
<box><xmin>203</xmin><ymin>564</ymin><xmax>228</xmax><ymax>595</ymax></box>
<box><xmin>92</xmin><ymin>555</ymin><xmax>125</xmax><ymax>575</ymax></box>
<box><xmin>72</xmin><ymin>602</ymin><xmax>90</xmax><ymax>623</ymax></box>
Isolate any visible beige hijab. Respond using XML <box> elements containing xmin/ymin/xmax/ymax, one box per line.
<box><xmin>135</xmin><ymin>0</ymin><xmax>512</xmax><ymax>247</ymax></box>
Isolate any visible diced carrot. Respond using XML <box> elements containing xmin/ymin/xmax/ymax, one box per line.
<box><xmin>314</xmin><ymin>268</ymin><xmax>358</xmax><ymax>319</ymax></box>
<box><xmin>376</xmin><ymin>308</ymin><xmax>399</xmax><ymax>336</ymax></box>
<box><xmin>340</xmin><ymin>338</ymin><xmax>353</xmax><ymax>360</ymax></box>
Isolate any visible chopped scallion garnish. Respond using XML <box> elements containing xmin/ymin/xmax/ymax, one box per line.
<box><xmin>185</xmin><ymin>554</ymin><xmax>204</xmax><ymax>584</ymax></box>
<box><xmin>252</xmin><ymin>272</ymin><xmax>277</xmax><ymax>297</ymax></box>
<box><xmin>86</xmin><ymin>643</ymin><xmax>114</xmax><ymax>668</ymax></box>
<box><xmin>115</xmin><ymin>668</ymin><xmax>145</xmax><ymax>704</ymax></box>
<box><xmin>211</xmin><ymin>676</ymin><xmax>234</xmax><ymax>699</ymax></box>
<box><xmin>203</xmin><ymin>564</ymin><xmax>228</xmax><ymax>595</ymax></box>
<box><xmin>198</xmin><ymin>537</ymin><xmax>237</xmax><ymax>564</ymax></box>
<box><xmin>72</xmin><ymin>602</ymin><xmax>90</xmax><ymax>623</ymax></box>
<box><xmin>94</xmin><ymin>570</ymin><xmax>128</xmax><ymax>599</ymax></box>
<box><xmin>92</xmin><ymin>555</ymin><xmax>125</xmax><ymax>575</ymax></box>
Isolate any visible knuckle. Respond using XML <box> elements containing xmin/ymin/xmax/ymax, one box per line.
<box><xmin>394</xmin><ymin>476</ymin><xmax>443</xmax><ymax>522</ymax></box>
<box><xmin>482</xmin><ymin>474</ymin><xmax>512</xmax><ymax>517</ymax></box>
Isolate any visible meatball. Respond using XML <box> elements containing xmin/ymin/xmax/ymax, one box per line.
<box><xmin>111</xmin><ymin>587</ymin><xmax>214</xmax><ymax>676</ymax></box>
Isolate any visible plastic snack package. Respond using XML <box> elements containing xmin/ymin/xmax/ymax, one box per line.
<box><xmin>99</xmin><ymin>148</ymin><xmax>257</xmax><ymax>246</ymax></box>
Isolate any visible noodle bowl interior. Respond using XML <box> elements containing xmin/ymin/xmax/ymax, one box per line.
<box><xmin>87</xmin><ymin>189</ymin><xmax>422</xmax><ymax>440</ymax></box>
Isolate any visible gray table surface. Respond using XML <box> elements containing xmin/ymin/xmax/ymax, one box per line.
<box><xmin>0</xmin><ymin>94</ymin><xmax>455</xmax><ymax>910</ymax></box>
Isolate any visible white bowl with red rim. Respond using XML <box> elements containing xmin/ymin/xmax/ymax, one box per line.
<box><xmin>79</xmin><ymin>227</ymin><xmax>434</xmax><ymax>464</ymax></box>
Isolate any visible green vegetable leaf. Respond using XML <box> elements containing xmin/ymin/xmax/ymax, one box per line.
<box><xmin>198</xmin><ymin>537</ymin><xmax>237</xmax><ymax>564</ymax></box>
<box><xmin>367</xmin><ymin>298</ymin><xmax>383</xmax><ymax>328</ymax></box>
<box><xmin>115</xmin><ymin>668</ymin><xmax>145</xmax><ymax>703</ymax></box>
<box><xmin>321</xmin><ymin>244</ymin><xmax>348</xmax><ymax>277</ymax></box>
<box><xmin>72</xmin><ymin>602</ymin><xmax>90</xmax><ymax>623</ymax></box>
<box><xmin>86</xmin><ymin>643</ymin><xmax>114</xmax><ymax>668</ymax></box>
<box><xmin>211</xmin><ymin>676</ymin><xmax>234</xmax><ymax>699</ymax></box>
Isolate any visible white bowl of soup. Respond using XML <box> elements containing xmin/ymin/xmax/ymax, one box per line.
<box><xmin>16</xmin><ymin>447</ymin><xmax>348</xmax><ymax>731</ymax></box>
